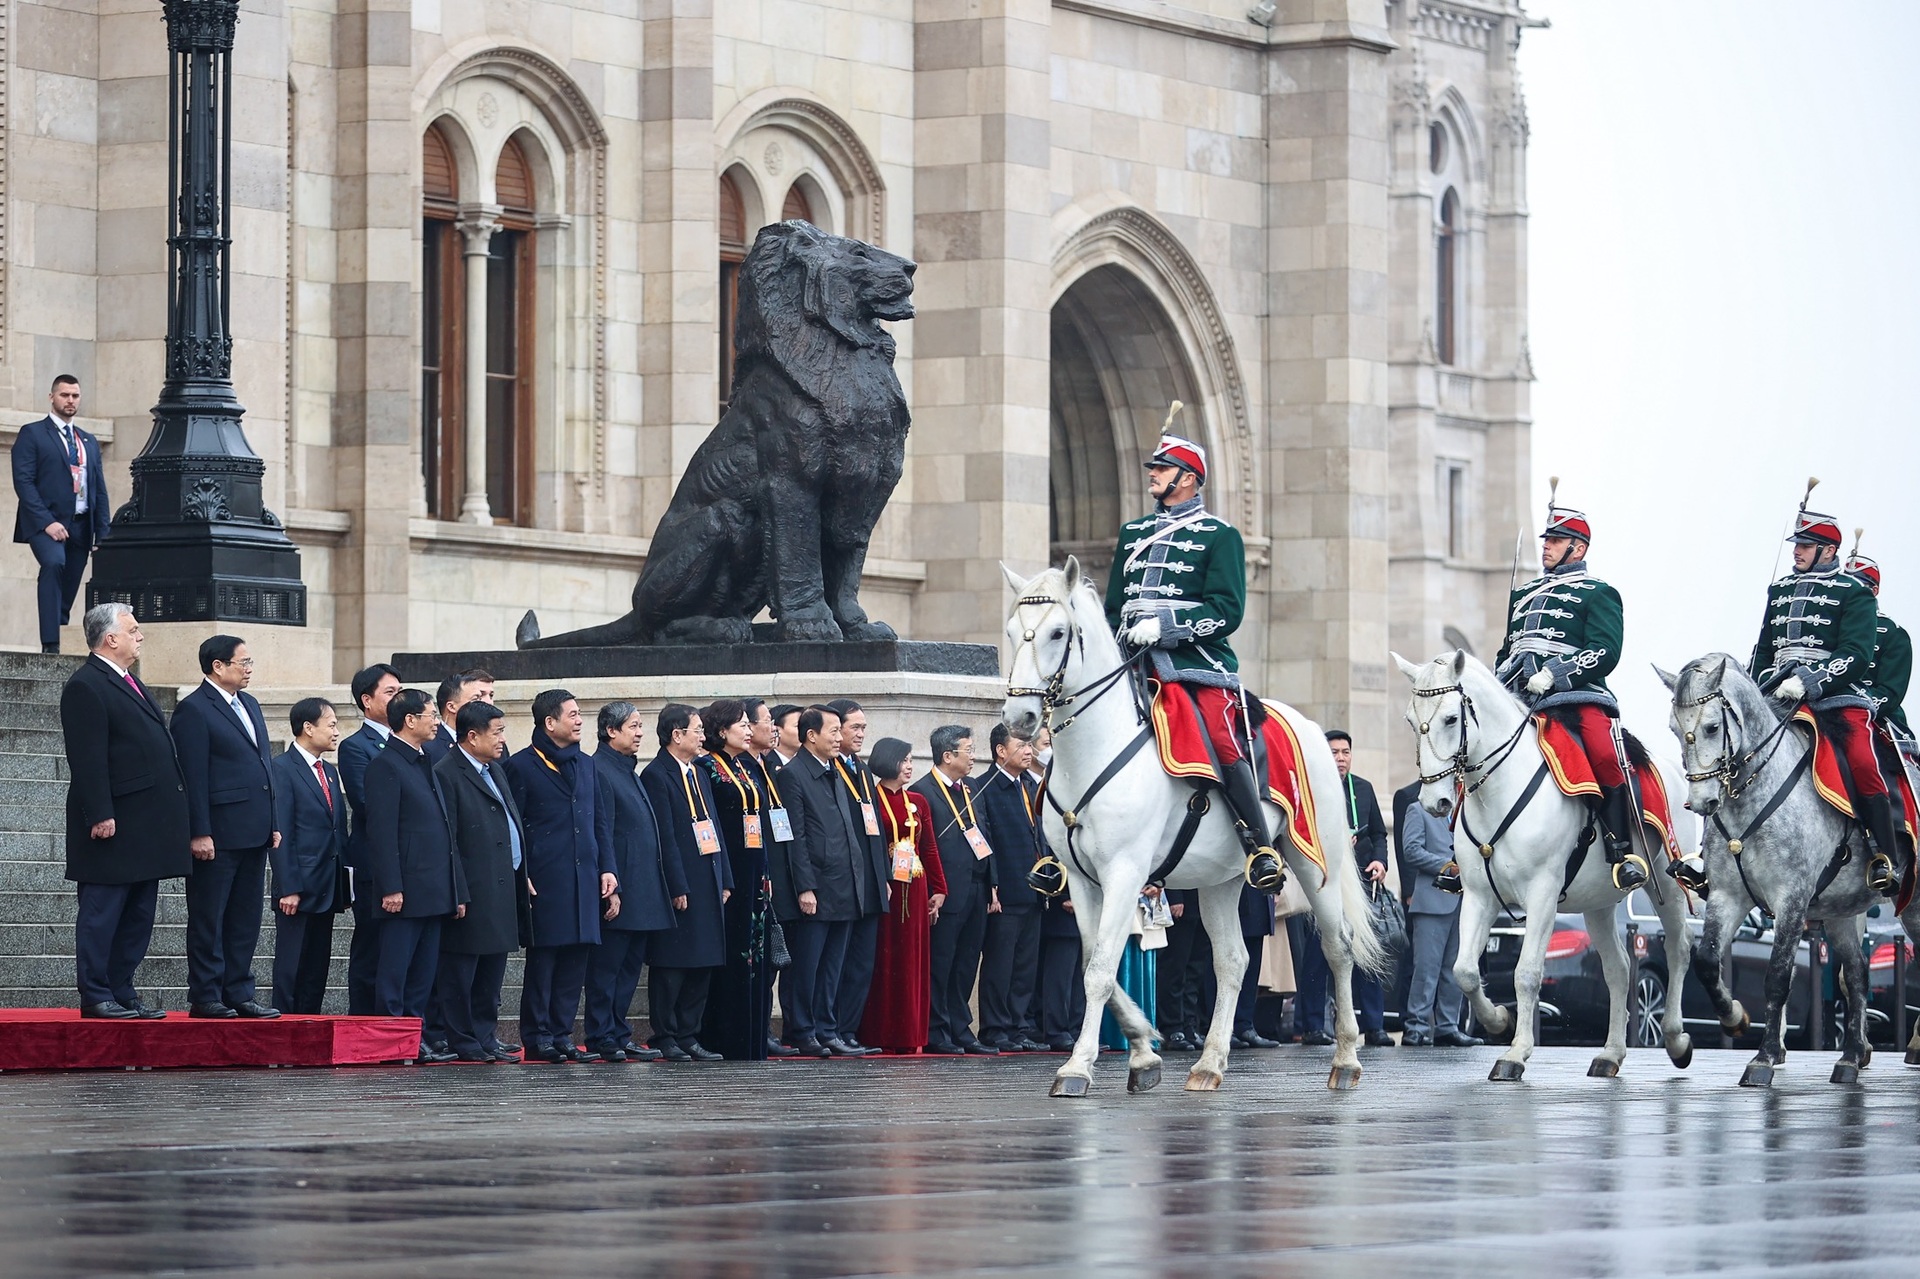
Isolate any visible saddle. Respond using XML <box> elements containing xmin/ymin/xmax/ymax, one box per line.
<box><xmin>1147</xmin><ymin>681</ymin><xmax>1330</xmax><ymax>883</ymax></box>
<box><xmin>1795</xmin><ymin>710</ymin><xmax>1920</xmax><ymax>910</ymax></box>
<box><xmin>1533</xmin><ymin>715</ymin><xmax>1682</xmax><ymax>864</ymax></box>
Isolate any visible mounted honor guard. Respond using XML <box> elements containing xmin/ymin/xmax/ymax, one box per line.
<box><xmin>1846</xmin><ymin>539</ymin><xmax>1915</xmax><ymax>895</ymax></box>
<box><xmin>1492</xmin><ymin>481</ymin><xmax>1647</xmax><ymax>891</ymax></box>
<box><xmin>1102</xmin><ymin>404</ymin><xmax>1284</xmax><ymax>893</ymax></box>
<box><xmin>1750</xmin><ymin>481</ymin><xmax>1899</xmax><ymax>893</ymax></box>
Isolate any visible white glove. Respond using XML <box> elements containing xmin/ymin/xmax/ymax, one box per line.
<box><xmin>1124</xmin><ymin>616</ymin><xmax>1162</xmax><ymax>649</ymax></box>
<box><xmin>1526</xmin><ymin>668</ymin><xmax>1555</xmax><ymax>696</ymax></box>
<box><xmin>1775</xmin><ymin>674</ymin><xmax>1806</xmax><ymax>703</ymax></box>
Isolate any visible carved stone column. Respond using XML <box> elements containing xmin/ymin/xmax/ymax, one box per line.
<box><xmin>456</xmin><ymin>207</ymin><xmax>500</xmax><ymax>525</ymax></box>
<box><xmin>87</xmin><ymin>0</ymin><xmax>306</xmax><ymax>625</ymax></box>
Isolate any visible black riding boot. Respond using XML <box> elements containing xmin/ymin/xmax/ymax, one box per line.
<box><xmin>1860</xmin><ymin>792</ymin><xmax>1900</xmax><ymax>895</ymax></box>
<box><xmin>1221</xmin><ymin>759</ymin><xmax>1285</xmax><ymax>891</ymax></box>
<box><xmin>1597</xmin><ymin>783</ymin><xmax>1648</xmax><ymax>891</ymax></box>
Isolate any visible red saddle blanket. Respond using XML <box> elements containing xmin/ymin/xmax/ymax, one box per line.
<box><xmin>1533</xmin><ymin>716</ymin><xmax>1682</xmax><ymax>861</ymax></box>
<box><xmin>1787</xmin><ymin>708</ymin><xmax>1920</xmax><ymax>845</ymax></box>
<box><xmin>1148</xmin><ymin>684</ymin><xmax>1331</xmax><ymax>884</ymax></box>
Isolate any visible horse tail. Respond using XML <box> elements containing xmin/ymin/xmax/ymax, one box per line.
<box><xmin>1335</xmin><ymin>844</ymin><xmax>1390</xmax><ymax>977</ymax></box>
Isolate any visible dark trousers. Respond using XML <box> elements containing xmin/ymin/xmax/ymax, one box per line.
<box><xmin>1290</xmin><ymin>914</ymin><xmax>1385</xmax><ymax>1034</ymax></box>
<box><xmin>585</xmin><ymin>930</ymin><xmax>651</xmax><ymax>1047</ymax></box>
<box><xmin>374</xmin><ymin>914</ymin><xmax>441</xmax><ymax>1019</ymax></box>
<box><xmin>648</xmin><ymin>966</ymin><xmax>714</xmax><ymax>1048</ymax></box>
<box><xmin>271</xmin><ymin>911</ymin><xmax>335</xmax><ymax>1014</ymax></box>
<box><xmin>836</xmin><ymin>912</ymin><xmax>881</xmax><ymax>1039</ymax></box>
<box><xmin>183</xmin><ymin>845</ymin><xmax>268</xmax><ymax>1007</ymax></box>
<box><xmin>979</xmin><ymin>906</ymin><xmax>1042</xmax><ymax>1044</ymax></box>
<box><xmin>28</xmin><ymin>522</ymin><xmax>92</xmax><ymax>646</ymax></box>
<box><xmin>73</xmin><ymin>879</ymin><xmax>158</xmax><ymax>1006</ymax></box>
<box><xmin>1156</xmin><ymin>911</ymin><xmax>1210</xmax><ymax>1036</ymax></box>
<box><xmin>520</xmin><ymin>943</ymin><xmax>592</xmax><ymax>1047</ymax></box>
<box><xmin>345</xmin><ymin>887</ymin><xmax>380</xmax><ymax>1015</ymax></box>
<box><xmin>780</xmin><ymin>916</ymin><xmax>851</xmax><ymax>1045</ymax></box>
<box><xmin>435</xmin><ymin>950</ymin><xmax>509</xmax><ymax>1056</ymax></box>
<box><xmin>1037</xmin><ymin>933</ymin><xmax>1085</xmax><ymax>1041</ymax></box>
<box><xmin>927</xmin><ymin>888</ymin><xmax>988</xmax><ymax>1045</ymax></box>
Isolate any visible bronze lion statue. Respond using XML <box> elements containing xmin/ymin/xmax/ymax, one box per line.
<box><xmin>519</xmin><ymin>221</ymin><xmax>915</xmax><ymax>648</ymax></box>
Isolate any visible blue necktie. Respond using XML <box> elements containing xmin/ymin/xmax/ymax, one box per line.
<box><xmin>480</xmin><ymin>765</ymin><xmax>523</xmax><ymax>870</ymax></box>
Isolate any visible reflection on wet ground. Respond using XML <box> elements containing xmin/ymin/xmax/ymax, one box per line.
<box><xmin>2</xmin><ymin>1047</ymin><xmax>1916</xmax><ymax>1276</ymax></box>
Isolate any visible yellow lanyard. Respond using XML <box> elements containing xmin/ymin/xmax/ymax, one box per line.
<box><xmin>935</xmin><ymin>773</ymin><xmax>981</xmax><ymax>831</ymax></box>
<box><xmin>758</xmin><ymin>754</ymin><xmax>785</xmax><ymax>807</ymax></box>
<box><xmin>533</xmin><ymin>747</ymin><xmax>562</xmax><ymax>776</ymax></box>
<box><xmin>680</xmin><ymin>764</ymin><xmax>712</xmax><ymax>821</ymax></box>
<box><xmin>713</xmin><ymin>752</ymin><xmax>760</xmax><ymax>813</ymax></box>
<box><xmin>834</xmin><ymin>758</ymin><xmax>872</xmax><ymax>805</ymax></box>
<box><xmin>880</xmin><ymin>788</ymin><xmax>919</xmax><ymax>845</ymax></box>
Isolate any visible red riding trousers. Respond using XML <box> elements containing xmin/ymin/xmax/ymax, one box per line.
<box><xmin>1819</xmin><ymin>705</ymin><xmax>1889</xmax><ymax>799</ymax></box>
<box><xmin>1184</xmin><ymin>684</ymin><xmax>1251</xmax><ymax>765</ymax></box>
<box><xmin>1561</xmin><ymin>704</ymin><xmax>1628</xmax><ymax>789</ymax></box>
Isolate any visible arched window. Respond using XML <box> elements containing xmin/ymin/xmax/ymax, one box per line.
<box><xmin>781</xmin><ymin>183</ymin><xmax>813</xmax><ymax>225</ymax></box>
<box><xmin>719</xmin><ymin>173</ymin><xmax>749</xmax><ymax>414</ymax></box>
<box><xmin>421</xmin><ymin>124</ymin><xmax>461</xmax><ymax>518</ymax></box>
<box><xmin>1436</xmin><ymin>187</ymin><xmax>1459</xmax><ymax>367</ymax></box>
<box><xmin>486</xmin><ymin>137</ymin><xmax>537</xmax><ymax>527</ymax></box>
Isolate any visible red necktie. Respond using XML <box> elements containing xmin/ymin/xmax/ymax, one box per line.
<box><xmin>315</xmin><ymin>760</ymin><xmax>332</xmax><ymax>809</ymax></box>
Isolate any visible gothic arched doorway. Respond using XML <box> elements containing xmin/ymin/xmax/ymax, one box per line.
<box><xmin>1049</xmin><ymin>264</ymin><xmax>1205</xmax><ymax>593</ymax></box>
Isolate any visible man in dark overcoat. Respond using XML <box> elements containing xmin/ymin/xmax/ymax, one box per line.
<box><xmin>975</xmin><ymin>723</ymin><xmax>1045</xmax><ymax>1052</ymax></box>
<box><xmin>336</xmin><ymin>662</ymin><xmax>400</xmax><ymax>1015</ymax></box>
<box><xmin>504</xmin><ymin>688</ymin><xmax>617</xmax><ymax>1063</ymax></box>
<box><xmin>585</xmin><ymin>700</ymin><xmax>680</xmax><ymax>1062</ymax></box>
<box><xmin>59</xmin><ymin>603</ymin><xmax>190</xmax><ymax>1017</ymax></box>
<box><xmin>911</xmin><ymin>724</ymin><xmax>998</xmax><ymax>1054</ymax></box>
<box><xmin>824</xmin><ymin>699</ymin><xmax>891</xmax><ymax>1052</ymax></box>
<box><xmin>640</xmin><ymin>703</ymin><xmax>734</xmax><ymax>1060</ymax></box>
<box><xmin>269</xmin><ymin>697</ymin><xmax>348</xmax><ymax>1014</ymax></box>
<box><xmin>169</xmin><ymin>633</ymin><xmax>281</xmax><ymax>1018</ymax></box>
<box><xmin>435</xmin><ymin>700</ymin><xmax>533</xmax><ymax>1062</ymax></box>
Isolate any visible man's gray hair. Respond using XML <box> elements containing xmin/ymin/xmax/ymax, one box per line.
<box><xmin>83</xmin><ymin>602</ymin><xmax>132</xmax><ymax>652</ymax></box>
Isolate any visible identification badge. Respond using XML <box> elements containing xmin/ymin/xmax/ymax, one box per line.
<box><xmin>742</xmin><ymin>813</ymin><xmax>763</xmax><ymax>849</ymax></box>
<box><xmin>693</xmin><ymin>818</ymin><xmax>721</xmax><ymax>855</ymax></box>
<box><xmin>861</xmin><ymin>802</ymin><xmax>880</xmax><ymax>837</ymax></box>
<box><xmin>965</xmin><ymin>825</ymin><xmax>993</xmax><ymax>860</ymax></box>
<box><xmin>891</xmin><ymin>838</ymin><xmax>915</xmax><ymax>882</ymax></box>
<box><xmin>70</xmin><ymin>463</ymin><xmax>84</xmax><ymax>494</ymax></box>
<box><xmin>768</xmin><ymin>807</ymin><xmax>794</xmax><ymax>842</ymax></box>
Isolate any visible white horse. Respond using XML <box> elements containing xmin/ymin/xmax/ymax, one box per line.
<box><xmin>1394</xmin><ymin>649</ymin><xmax>1699</xmax><ymax>1082</ymax></box>
<box><xmin>1001</xmin><ymin>560</ymin><xmax>1386</xmax><ymax>1094</ymax></box>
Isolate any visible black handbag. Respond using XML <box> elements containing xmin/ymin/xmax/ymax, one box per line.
<box><xmin>1368</xmin><ymin>881</ymin><xmax>1408</xmax><ymax>954</ymax></box>
<box><xmin>767</xmin><ymin>919</ymin><xmax>792</xmax><ymax>970</ymax></box>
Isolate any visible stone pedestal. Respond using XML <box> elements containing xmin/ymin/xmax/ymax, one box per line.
<box><xmin>62</xmin><ymin>621</ymin><xmax>337</xmax><ymax>690</ymax></box>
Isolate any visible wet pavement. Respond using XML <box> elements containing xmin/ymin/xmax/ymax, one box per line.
<box><xmin>1</xmin><ymin>1046</ymin><xmax>1917</xmax><ymax>1277</ymax></box>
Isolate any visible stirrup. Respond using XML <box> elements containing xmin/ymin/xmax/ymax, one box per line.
<box><xmin>1027</xmin><ymin>854</ymin><xmax>1068</xmax><ymax>898</ymax></box>
<box><xmin>1668</xmin><ymin>858</ymin><xmax>1710</xmax><ymax>893</ymax></box>
<box><xmin>1434</xmin><ymin>861</ymin><xmax>1464</xmax><ymax>895</ymax></box>
<box><xmin>1611</xmin><ymin>852</ymin><xmax>1650</xmax><ymax>893</ymax></box>
<box><xmin>1868</xmin><ymin>852</ymin><xmax>1897</xmax><ymax>894</ymax></box>
<box><xmin>1244</xmin><ymin>849</ymin><xmax>1285</xmax><ymax>892</ymax></box>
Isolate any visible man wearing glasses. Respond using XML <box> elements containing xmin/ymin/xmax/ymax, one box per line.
<box><xmin>169</xmin><ymin>635</ymin><xmax>282</xmax><ymax>1018</ymax></box>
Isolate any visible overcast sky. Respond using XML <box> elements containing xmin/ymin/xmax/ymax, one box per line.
<box><xmin>1521</xmin><ymin>0</ymin><xmax>1920</xmax><ymax>736</ymax></box>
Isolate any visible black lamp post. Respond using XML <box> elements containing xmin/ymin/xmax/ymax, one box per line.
<box><xmin>88</xmin><ymin>0</ymin><xmax>306</xmax><ymax>626</ymax></box>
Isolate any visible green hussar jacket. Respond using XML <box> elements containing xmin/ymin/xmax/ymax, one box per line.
<box><xmin>1748</xmin><ymin>562</ymin><xmax>1879</xmax><ymax>711</ymax></box>
<box><xmin>1863</xmin><ymin>609</ymin><xmax>1912</xmax><ymax>734</ymax></box>
<box><xmin>1492</xmin><ymin>561</ymin><xmax>1622</xmax><ymax>712</ymax></box>
<box><xmin>1104</xmin><ymin>495</ymin><xmax>1246</xmax><ymax>688</ymax></box>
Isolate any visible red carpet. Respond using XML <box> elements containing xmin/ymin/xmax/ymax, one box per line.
<box><xmin>0</xmin><ymin>1010</ymin><xmax>423</xmax><ymax>1072</ymax></box>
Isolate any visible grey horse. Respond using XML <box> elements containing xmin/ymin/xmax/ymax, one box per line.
<box><xmin>1659</xmin><ymin>654</ymin><xmax>1920</xmax><ymax>1085</ymax></box>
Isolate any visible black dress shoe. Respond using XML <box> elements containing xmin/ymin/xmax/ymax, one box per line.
<box><xmin>656</xmin><ymin>1043</ymin><xmax>694</xmax><ymax>1062</ymax></box>
<box><xmin>80</xmin><ymin>1001</ymin><xmax>139</xmax><ymax>1019</ymax></box>
<box><xmin>416</xmin><ymin>1043</ymin><xmax>458</xmax><ymax>1064</ymax></box>
<box><xmin>487</xmin><ymin>1047</ymin><xmax>520</xmax><ymax>1063</ymax></box>
<box><xmin>454</xmin><ymin>1049</ymin><xmax>497</xmax><ymax>1063</ymax></box>
<box><xmin>1164</xmin><ymin>1031</ymin><xmax>1191</xmax><ymax>1051</ymax></box>
<box><xmin>188</xmin><ymin>1002</ymin><xmax>238</xmax><ymax>1019</ymax></box>
<box><xmin>926</xmin><ymin>1040</ymin><xmax>965</xmax><ymax>1055</ymax></box>
<box><xmin>1234</xmin><ymin>1031</ymin><xmax>1281</xmax><ymax>1049</ymax></box>
<box><xmin>1400</xmin><ymin>1031</ymin><xmax>1435</xmax><ymax>1047</ymax></box>
<box><xmin>1363</xmin><ymin>1030</ymin><xmax>1396</xmax><ymax>1047</ymax></box>
<box><xmin>684</xmin><ymin>1042</ymin><xmax>724</xmax><ymax>1061</ymax></box>
<box><xmin>41</xmin><ymin>642</ymin><xmax>59</xmax><ymax>655</ymax></box>
<box><xmin>1046</xmin><ymin>1037</ymin><xmax>1076</xmax><ymax>1052</ymax></box>
<box><xmin>622</xmin><ymin>1041</ymin><xmax>665</xmax><ymax>1061</ymax></box>
<box><xmin>961</xmin><ymin>1040</ymin><xmax>1000</xmax><ymax>1055</ymax></box>
<box><xmin>820</xmin><ymin>1037</ymin><xmax>859</xmax><ymax>1057</ymax></box>
<box><xmin>229</xmin><ymin>1000</ymin><xmax>281</xmax><ymax>1019</ymax></box>
<box><xmin>1434</xmin><ymin>1029</ymin><xmax>1485</xmax><ymax>1048</ymax></box>
<box><xmin>526</xmin><ymin>1042</ymin><xmax>567</xmax><ymax>1063</ymax></box>
<box><xmin>485</xmin><ymin>1042</ymin><xmax>523</xmax><ymax>1060</ymax></box>
<box><xmin>1015</xmin><ymin>1037</ymin><xmax>1047</xmax><ymax>1053</ymax></box>
<box><xmin>558</xmin><ymin>1042</ymin><xmax>602</xmax><ymax>1063</ymax></box>
<box><xmin>831</xmin><ymin>1038</ymin><xmax>881</xmax><ymax>1057</ymax></box>
<box><xmin>1299</xmin><ymin>1029</ymin><xmax>1335</xmax><ymax>1046</ymax></box>
<box><xmin>588</xmin><ymin>1043</ymin><xmax>629</xmax><ymax>1062</ymax></box>
<box><xmin>766</xmin><ymin>1038</ymin><xmax>801</xmax><ymax>1057</ymax></box>
<box><xmin>121</xmin><ymin>998</ymin><xmax>167</xmax><ymax>1020</ymax></box>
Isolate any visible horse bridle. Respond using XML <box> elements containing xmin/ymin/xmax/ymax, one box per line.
<box><xmin>1675</xmin><ymin>685</ymin><xmax>1796</xmax><ymax>802</ymax></box>
<box><xmin>1411</xmin><ymin>681</ymin><xmax>1529</xmax><ymax>796</ymax></box>
<box><xmin>1005</xmin><ymin>593</ymin><xmax>1139</xmax><ymax>735</ymax></box>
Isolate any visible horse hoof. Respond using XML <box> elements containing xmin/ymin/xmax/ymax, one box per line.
<box><xmin>1739</xmin><ymin>1060</ymin><xmax>1775</xmax><ymax>1088</ymax></box>
<box><xmin>1587</xmin><ymin>1057</ymin><xmax>1621</xmax><ymax>1079</ymax></box>
<box><xmin>1185</xmin><ymin>1069</ymin><xmax>1223</xmax><ymax>1092</ymax></box>
<box><xmin>1906</xmin><ymin>1048</ymin><xmax>1920</xmax><ymax>1067</ymax></box>
<box><xmin>1861</xmin><ymin>1046</ymin><xmax>1872</xmax><ymax>1070</ymax></box>
<box><xmin>1831</xmin><ymin>1061</ymin><xmax>1861</xmax><ymax>1086</ymax></box>
<box><xmin>1670</xmin><ymin>1039</ymin><xmax>1694</xmax><ymax>1071</ymax></box>
<box><xmin>1127</xmin><ymin>1064</ymin><xmax>1162</xmax><ymax>1094</ymax></box>
<box><xmin>1327</xmin><ymin>1064</ymin><xmax>1362</xmax><ymax>1091</ymax></box>
<box><xmin>1488</xmin><ymin>1058</ymin><xmax>1526</xmax><ymax>1082</ymax></box>
<box><xmin>1050</xmin><ymin>1074</ymin><xmax>1091</xmax><ymax>1098</ymax></box>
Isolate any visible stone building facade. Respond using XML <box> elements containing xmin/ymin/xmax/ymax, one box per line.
<box><xmin>0</xmin><ymin>0</ymin><xmax>1537</xmax><ymax>782</ymax></box>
